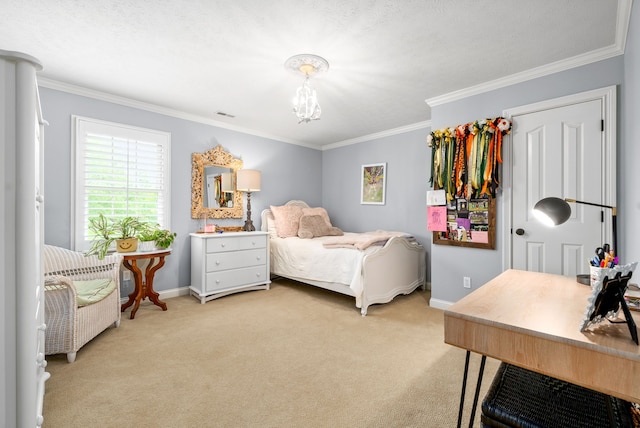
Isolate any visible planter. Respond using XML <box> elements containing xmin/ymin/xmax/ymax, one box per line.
<box><xmin>138</xmin><ymin>241</ymin><xmax>156</xmax><ymax>252</ymax></box>
<box><xmin>116</xmin><ymin>237</ymin><xmax>138</xmax><ymax>253</ymax></box>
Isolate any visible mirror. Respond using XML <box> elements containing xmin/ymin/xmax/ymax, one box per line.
<box><xmin>203</xmin><ymin>166</ymin><xmax>234</xmax><ymax>208</ymax></box>
<box><xmin>191</xmin><ymin>145</ymin><xmax>243</xmax><ymax>219</ymax></box>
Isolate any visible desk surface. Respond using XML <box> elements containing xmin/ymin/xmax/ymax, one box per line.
<box><xmin>444</xmin><ymin>269</ymin><xmax>640</xmax><ymax>402</ymax></box>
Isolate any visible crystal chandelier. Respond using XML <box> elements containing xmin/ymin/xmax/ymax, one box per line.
<box><xmin>284</xmin><ymin>54</ymin><xmax>329</xmax><ymax>123</ymax></box>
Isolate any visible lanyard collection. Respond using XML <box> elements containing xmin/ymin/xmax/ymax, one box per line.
<box><xmin>428</xmin><ymin>117</ymin><xmax>512</xmax><ymax>201</ymax></box>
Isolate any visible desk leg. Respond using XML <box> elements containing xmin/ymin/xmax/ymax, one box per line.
<box><xmin>468</xmin><ymin>355</ymin><xmax>486</xmax><ymax>428</ymax></box>
<box><xmin>456</xmin><ymin>351</ymin><xmax>471</xmax><ymax>428</ymax></box>
<box><xmin>456</xmin><ymin>352</ymin><xmax>487</xmax><ymax>428</ymax></box>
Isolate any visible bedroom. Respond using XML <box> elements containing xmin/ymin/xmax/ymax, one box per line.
<box><xmin>2</xmin><ymin>0</ymin><xmax>640</xmax><ymax>425</ymax></box>
<box><xmin>35</xmin><ymin>3</ymin><xmax>639</xmax><ymax>309</ymax></box>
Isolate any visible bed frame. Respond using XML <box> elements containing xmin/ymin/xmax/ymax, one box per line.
<box><xmin>261</xmin><ymin>200</ymin><xmax>426</xmax><ymax>315</ymax></box>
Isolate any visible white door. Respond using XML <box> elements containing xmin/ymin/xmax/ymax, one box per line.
<box><xmin>511</xmin><ymin>99</ymin><xmax>605</xmax><ymax>276</ymax></box>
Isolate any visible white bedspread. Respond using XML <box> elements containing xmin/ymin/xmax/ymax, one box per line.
<box><xmin>269</xmin><ymin>233</ymin><xmax>384</xmax><ymax>305</ymax></box>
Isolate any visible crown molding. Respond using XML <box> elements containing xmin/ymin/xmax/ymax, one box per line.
<box><xmin>426</xmin><ymin>0</ymin><xmax>632</xmax><ymax>107</ymax></box>
<box><xmin>36</xmin><ymin>77</ymin><xmax>322</xmax><ymax>149</ymax></box>
<box><xmin>322</xmin><ymin>120</ymin><xmax>431</xmax><ymax>151</ymax></box>
<box><xmin>426</xmin><ymin>45</ymin><xmax>624</xmax><ymax>107</ymax></box>
<box><xmin>37</xmin><ymin>76</ymin><xmax>431</xmax><ymax>150</ymax></box>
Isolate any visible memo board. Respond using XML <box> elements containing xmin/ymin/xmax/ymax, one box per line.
<box><xmin>427</xmin><ymin>117</ymin><xmax>510</xmax><ymax>250</ymax></box>
<box><xmin>432</xmin><ymin>197</ymin><xmax>496</xmax><ymax>249</ymax></box>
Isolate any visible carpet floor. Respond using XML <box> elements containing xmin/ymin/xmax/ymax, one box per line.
<box><xmin>42</xmin><ymin>278</ymin><xmax>498</xmax><ymax>427</ymax></box>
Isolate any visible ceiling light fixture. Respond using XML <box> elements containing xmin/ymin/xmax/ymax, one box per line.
<box><xmin>284</xmin><ymin>54</ymin><xmax>329</xmax><ymax>124</ymax></box>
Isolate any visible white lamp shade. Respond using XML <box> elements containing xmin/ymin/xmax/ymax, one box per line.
<box><xmin>236</xmin><ymin>169</ymin><xmax>261</xmax><ymax>192</ymax></box>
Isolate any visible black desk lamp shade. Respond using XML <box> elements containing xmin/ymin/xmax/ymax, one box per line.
<box><xmin>532</xmin><ymin>197</ymin><xmax>571</xmax><ymax>226</ymax></box>
<box><xmin>533</xmin><ymin>197</ymin><xmax>618</xmax><ymax>257</ymax></box>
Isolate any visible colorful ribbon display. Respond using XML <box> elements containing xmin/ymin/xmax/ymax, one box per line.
<box><xmin>428</xmin><ymin>117</ymin><xmax>512</xmax><ymax>201</ymax></box>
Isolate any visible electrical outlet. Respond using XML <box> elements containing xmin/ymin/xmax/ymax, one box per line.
<box><xmin>463</xmin><ymin>277</ymin><xmax>471</xmax><ymax>288</ymax></box>
<box><xmin>123</xmin><ymin>271</ymin><xmax>131</xmax><ymax>281</ymax></box>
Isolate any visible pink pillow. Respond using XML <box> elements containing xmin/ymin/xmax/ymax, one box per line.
<box><xmin>297</xmin><ymin>214</ymin><xmax>343</xmax><ymax>239</ymax></box>
<box><xmin>270</xmin><ymin>205</ymin><xmax>303</xmax><ymax>238</ymax></box>
<box><xmin>302</xmin><ymin>207</ymin><xmax>333</xmax><ymax>227</ymax></box>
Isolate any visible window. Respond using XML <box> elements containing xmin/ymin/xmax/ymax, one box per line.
<box><xmin>73</xmin><ymin>116</ymin><xmax>171</xmax><ymax>252</ymax></box>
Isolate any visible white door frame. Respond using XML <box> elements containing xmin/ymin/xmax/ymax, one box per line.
<box><xmin>501</xmin><ymin>86</ymin><xmax>617</xmax><ymax>270</ymax></box>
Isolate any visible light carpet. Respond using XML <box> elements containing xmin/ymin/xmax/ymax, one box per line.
<box><xmin>42</xmin><ymin>278</ymin><xmax>498</xmax><ymax>427</ymax></box>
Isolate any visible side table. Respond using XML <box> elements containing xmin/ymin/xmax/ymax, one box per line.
<box><xmin>121</xmin><ymin>249</ymin><xmax>171</xmax><ymax>319</ymax></box>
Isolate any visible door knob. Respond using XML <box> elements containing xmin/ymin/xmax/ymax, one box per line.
<box><xmin>515</xmin><ymin>228</ymin><xmax>525</xmax><ymax>236</ymax></box>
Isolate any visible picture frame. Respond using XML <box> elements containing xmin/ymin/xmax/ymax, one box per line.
<box><xmin>361</xmin><ymin>163</ymin><xmax>386</xmax><ymax>205</ymax></box>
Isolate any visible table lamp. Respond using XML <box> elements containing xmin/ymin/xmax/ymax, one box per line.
<box><xmin>236</xmin><ymin>169</ymin><xmax>261</xmax><ymax>232</ymax></box>
<box><xmin>533</xmin><ymin>197</ymin><xmax>617</xmax><ymax>257</ymax></box>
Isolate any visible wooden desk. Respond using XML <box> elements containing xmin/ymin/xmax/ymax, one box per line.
<box><xmin>444</xmin><ymin>269</ymin><xmax>640</xmax><ymax>404</ymax></box>
<box><xmin>120</xmin><ymin>249</ymin><xmax>171</xmax><ymax>319</ymax></box>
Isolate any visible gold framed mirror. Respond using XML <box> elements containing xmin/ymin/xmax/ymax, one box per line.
<box><xmin>191</xmin><ymin>145</ymin><xmax>243</xmax><ymax>219</ymax></box>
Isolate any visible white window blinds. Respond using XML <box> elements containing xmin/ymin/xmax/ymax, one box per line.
<box><xmin>73</xmin><ymin>116</ymin><xmax>171</xmax><ymax>252</ymax></box>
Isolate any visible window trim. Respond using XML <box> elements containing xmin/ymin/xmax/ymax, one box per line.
<box><xmin>71</xmin><ymin>115</ymin><xmax>171</xmax><ymax>252</ymax></box>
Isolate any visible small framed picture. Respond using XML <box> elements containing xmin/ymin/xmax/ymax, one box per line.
<box><xmin>360</xmin><ymin>163</ymin><xmax>386</xmax><ymax>205</ymax></box>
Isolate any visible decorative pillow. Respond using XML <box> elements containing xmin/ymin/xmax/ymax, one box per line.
<box><xmin>302</xmin><ymin>207</ymin><xmax>333</xmax><ymax>227</ymax></box>
<box><xmin>73</xmin><ymin>278</ymin><xmax>117</xmax><ymax>307</ymax></box>
<box><xmin>270</xmin><ymin>205</ymin><xmax>304</xmax><ymax>238</ymax></box>
<box><xmin>298</xmin><ymin>214</ymin><xmax>344</xmax><ymax>239</ymax></box>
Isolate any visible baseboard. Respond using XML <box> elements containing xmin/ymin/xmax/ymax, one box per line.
<box><xmin>429</xmin><ymin>297</ymin><xmax>453</xmax><ymax>310</ymax></box>
<box><xmin>160</xmin><ymin>286</ymin><xmax>191</xmax><ymax>299</ymax></box>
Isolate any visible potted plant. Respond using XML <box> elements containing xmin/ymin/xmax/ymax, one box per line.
<box><xmin>153</xmin><ymin>229</ymin><xmax>176</xmax><ymax>250</ymax></box>
<box><xmin>112</xmin><ymin>216</ymin><xmax>143</xmax><ymax>253</ymax></box>
<box><xmin>137</xmin><ymin>223</ymin><xmax>160</xmax><ymax>252</ymax></box>
<box><xmin>86</xmin><ymin>213</ymin><xmax>117</xmax><ymax>259</ymax></box>
<box><xmin>86</xmin><ymin>214</ymin><xmax>144</xmax><ymax>258</ymax></box>
<box><xmin>136</xmin><ymin>223</ymin><xmax>176</xmax><ymax>251</ymax></box>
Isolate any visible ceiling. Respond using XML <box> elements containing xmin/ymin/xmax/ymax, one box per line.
<box><xmin>1</xmin><ymin>0</ymin><xmax>631</xmax><ymax>149</ymax></box>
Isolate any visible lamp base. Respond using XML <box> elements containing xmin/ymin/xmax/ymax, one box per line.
<box><xmin>242</xmin><ymin>220</ymin><xmax>255</xmax><ymax>232</ymax></box>
<box><xmin>243</xmin><ymin>191</ymin><xmax>255</xmax><ymax>232</ymax></box>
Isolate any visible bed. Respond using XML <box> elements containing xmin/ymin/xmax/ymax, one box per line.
<box><xmin>260</xmin><ymin>200</ymin><xmax>426</xmax><ymax>315</ymax></box>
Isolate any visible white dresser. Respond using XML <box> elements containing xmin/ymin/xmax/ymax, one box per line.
<box><xmin>189</xmin><ymin>232</ymin><xmax>270</xmax><ymax>303</ymax></box>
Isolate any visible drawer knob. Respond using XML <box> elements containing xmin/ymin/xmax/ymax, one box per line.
<box><xmin>216</xmin><ymin>279</ymin><xmax>220</xmax><ymax>284</ymax></box>
<box><xmin>215</xmin><ymin>260</ymin><xmax>220</xmax><ymax>265</ymax></box>
<box><xmin>256</xmin><ymin>256</ymin><xmax>261</xmax><ymax>261</ymax></box>
<box><xmin>221</xmin><ymin>243</ymin><xmax>226</xmax><ymax>248</ymax></box>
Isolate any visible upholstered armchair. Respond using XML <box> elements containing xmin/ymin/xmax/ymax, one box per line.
<box><xmin>43</xmin><ymin>245</ymin><xmax>122</xmax><ymax>363</ymax></box>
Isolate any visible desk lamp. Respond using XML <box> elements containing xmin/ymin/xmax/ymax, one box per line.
<box><xmin>532</xmin><ymin>197</ymin><xmax>617</xmax><ymax>257</ymax></box>
<box><xmin>236</xmin><ymin>169</ymin><xmax>261</xmax><ymax>232</ymax></box>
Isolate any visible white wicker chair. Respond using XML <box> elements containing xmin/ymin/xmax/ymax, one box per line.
<box><xmin>43</xmin><ymin>245</ymin><xmax>122</xmax><ymax>363</ymax></box>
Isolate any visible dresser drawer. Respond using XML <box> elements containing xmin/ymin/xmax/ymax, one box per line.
<box><xmin>206</xmin><ymin>234</ymin><xmax>267</xmax><ymax>253</ymax></box>
<box><xmin>205</xmin><ymin>265</ymin><xmax>268</xmax><ymax>292</ymax></box>
<box><xmin>205</xmin><ymin>249</ymin><xmax>266</xmax><ymax>272</ymax></box>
